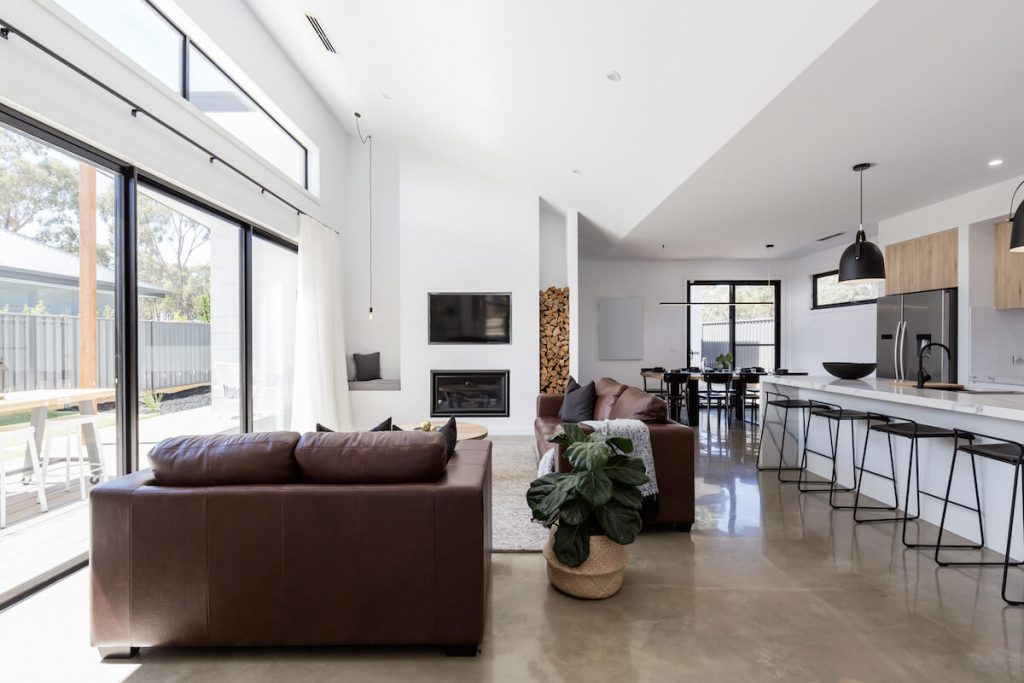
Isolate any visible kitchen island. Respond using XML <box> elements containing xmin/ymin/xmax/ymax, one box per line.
<box><xmin>759</xmin><ymin>375</ymin><xmax>1024</xmax><ymax>559</ymax></box>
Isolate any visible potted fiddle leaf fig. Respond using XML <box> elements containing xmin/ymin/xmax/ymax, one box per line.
<box><xmin>527</xmin><ymin>423</ymin><xmax>649</xmax><ymax>599</ymax></box>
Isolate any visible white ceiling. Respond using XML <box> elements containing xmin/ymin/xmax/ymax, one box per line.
<box><xmin>242</xmin><ymin>0</ymin><xmax>877</xmax><ymax>241</ymax></box>
<box><xmin>242</xmin><ymin>0</ymin><xmax>1024</xmax><ymax>262</ymax></box>
<box><xmin>612</xmin><ymin>0</ymin><xmax>1024</xmax><ymax>259</ymax></box>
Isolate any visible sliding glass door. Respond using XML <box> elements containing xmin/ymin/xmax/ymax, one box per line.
<box><xmin>687</xmin><ymin>281</ymin><xmax>781</xmax><ymax>371</ymax></box>
<box><xmin>0</xmin><ymin>120</ymin><xmax>123</xmax><ymax>602</ymax></box>
<box><xmin>135</xmin><ymin>185</ymin><xmax>242</xmax><ymax>467</ymax></box>
<box><xmin>0</xmin><ymin>105</ymin><xmax>299</xmax><ymax>605</ymax></box>
<box><xmin>252</xmin><ymin>236</ymin><xmax>298</xmax><ymax>431</ymax></box>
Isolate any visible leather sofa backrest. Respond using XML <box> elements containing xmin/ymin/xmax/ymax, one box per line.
<box><xmin>593</xmin><ymin>377</ymin><xmax>628</xmax><ymax>420</ymax></box>
<box><xmin>295</xmin><ymin>430</ymin><xmax>447</xmax><ymax>484</ymax></box>
<box><xmin>610</xmin><ymin>386</ymin><xmax>668</xmax><ymax>423</ymax></box>
<box><xmin>149</xmin><ymin>432</ymin><xmax>301</xmax><ymax>486</ymax></box>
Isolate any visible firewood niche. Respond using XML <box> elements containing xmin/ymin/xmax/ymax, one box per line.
<box><xmin>539</xmin><ymin>286</ymin><xmax>570</xmax><ymax>394</ymax></box>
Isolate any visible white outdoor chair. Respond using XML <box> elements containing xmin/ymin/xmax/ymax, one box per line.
<box><xmin>42</xmin><ymin>415</ymin><xmax>107</xmax><ymax>500</ymax></box>
<box><xmin>0</xmin><ymin>426</ymin><xmax>46</xmax><ymax>529</ymax></box>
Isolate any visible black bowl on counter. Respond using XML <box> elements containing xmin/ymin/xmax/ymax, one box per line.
<box><xmin>822</xmin><ymin>362</ymin><xmax>876</xmax><ymax>380</ymax></box>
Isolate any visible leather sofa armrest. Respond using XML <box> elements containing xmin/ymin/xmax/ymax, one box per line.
<box><xmin>90</xmin><ymin>470</ymin><xmax>155</xmax><ymax>648</ymax></box>
<box><xmin>537</xmin><ymin>393</ymin><xmax>564</xmax><ymax>418</ymax></box>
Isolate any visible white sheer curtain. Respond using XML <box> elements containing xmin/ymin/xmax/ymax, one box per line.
<box><xmin>290</xmin><ymin>215</ymin><xmax>352</xmax><ymax>432</ymax></box>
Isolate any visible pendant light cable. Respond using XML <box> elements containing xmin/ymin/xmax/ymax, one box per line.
<box><xmin>355</xmin><ymin>113</ymin><xmax>373</xmax><ymax>319</ymax></box>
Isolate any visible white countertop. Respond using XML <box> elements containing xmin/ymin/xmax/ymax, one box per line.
<box><xmin>762</xmin><ymin>375</ymin><xmax>1024</xmax><ymax>423</ymax></box>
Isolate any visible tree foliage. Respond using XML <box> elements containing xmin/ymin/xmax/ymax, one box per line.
<box><xmin>0</xmin><ymin>128</ymin><xmax>78</xmax><ymax>237</ymax></box>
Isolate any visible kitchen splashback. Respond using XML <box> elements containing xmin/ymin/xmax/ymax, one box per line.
<box><xmin>970</xmin><ymin>306</ymin><xmax>1024</xmax><ymax>386</ymax></box>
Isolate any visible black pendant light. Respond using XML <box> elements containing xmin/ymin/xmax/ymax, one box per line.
<box><xmin>1006</xmin><ymin>178</ymin><xmax>1024</xmax><ymax>252</ymax></box>
<box><xmin>838</xmin><ymin>162</ymin><xmax>886</xmax><ymax>284</ymax></box>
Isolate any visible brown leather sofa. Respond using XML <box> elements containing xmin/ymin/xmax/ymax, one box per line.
<box><xmin>534</xmin><ymin>377</ymin><xmax>695</xmax><ymax>530</ymax></box>
<box><xmin>91</xmin><ymin>430</ymin><xmax>491</xmax><ymax>658</ymax></box>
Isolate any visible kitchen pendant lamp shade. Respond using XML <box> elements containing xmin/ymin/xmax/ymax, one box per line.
<box><xmin>838</xmin><ymin>162</ymin><xmax>886</xmax><ymax>283</ymax></box>
<box><xmin>838</xmin><ymin>233</ymin><xmax>886</xmax><ymax>283</ymax></box>
<box><xmin>1011</xmin><ymin>198</ymin><xmax>1024</xmax><ymax>253</ymax></box>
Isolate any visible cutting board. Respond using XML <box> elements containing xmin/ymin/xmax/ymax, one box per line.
<box><xmin>894</xmin><ymin>381</ymin><xmax>964</xmax><ymax>391</ymax></box>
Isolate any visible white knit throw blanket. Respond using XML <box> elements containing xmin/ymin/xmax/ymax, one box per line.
<box><xmin>537</xmin><ymin>418</ymin><xmax>659</xmax><ymax>504</ymax></box>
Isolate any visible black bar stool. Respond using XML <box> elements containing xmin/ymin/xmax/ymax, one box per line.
<box><xmin>738</xmin><ymin>372</ymin><xmax>762</xmax><ymax>425</ymax></box>
<box><xmin>663</xmin><ymin>371</ymin><xmax>689</xmax><ymax>423</ymax></box>
<box><xmin>934</xmin><ymin>430</ymin><xmax>1024</xmax><ymax>606</ymax></box>
<box><xmin>798</xmin><ymin>400</ymin><xmax>870</xmax><ymax>508</ymax></box>
<box><xmin>854</xmin><ymin>413</ymin><xmax>983</xmax><ymax>552</ymax></box>
<box><xmin>757</xmin><ymin>389</ymin><xmax>813</xmax><ymax>481</ymax></box>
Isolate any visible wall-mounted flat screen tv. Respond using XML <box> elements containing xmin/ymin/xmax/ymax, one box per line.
<box><xmin>428</xmin><ymin>293</ymin><xmax>511</xmax><ymax>344</ymax></box>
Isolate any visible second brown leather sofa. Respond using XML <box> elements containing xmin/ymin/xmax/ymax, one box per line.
<box><xmin>534</xmin><ymin>377</ymin><xmax>695</xmax><ymax>530</ymax></box>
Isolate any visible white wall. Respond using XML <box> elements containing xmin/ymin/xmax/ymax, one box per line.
<box><xmin>578</xmin><ymin>258</ymin><xmax>783</xmax><ymax>384</ymax></box>
<box><xmin>349</xmin><ymin>148</ymin><xmax>540</xmax><ymax>433</ymax></box>
<box><xmin>343</xmin><ymin>139</ymin><xmax>401</xmax><ymax>379</ymax></box>
<box><xmin>3</xmin><ymin>0</ymin><xmax>349</xmax><ymax>237</ymax></box>
<box><xmin>782</xmin><ymin>243</ymin><xmax>878</xmax><ymax>375</ymax></box>
<box><xmin>539</xmin><ymin>200</ymin><xmax>567</xmax><ymax>288</ymax></box>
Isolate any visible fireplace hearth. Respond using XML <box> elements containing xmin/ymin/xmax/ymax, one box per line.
<box><xmin>431</xmin><ymin>370</ymin><xmax>510</xmax><ymax>417</ymax></box>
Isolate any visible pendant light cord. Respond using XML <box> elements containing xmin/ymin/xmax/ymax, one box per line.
<box><xmin>356</xmin><ymin>114</ymin><xmax>373</xmax><ymax>318</ymax></box>
<box><xmin>1009</xmin><ymin>177</ymin><xmax>1024</xmax><ymax>219</ymax></box>
<box><xmin>859</xmin><ymin>166</ymin><xmax>864</xmax><ymax>232</ymax></box>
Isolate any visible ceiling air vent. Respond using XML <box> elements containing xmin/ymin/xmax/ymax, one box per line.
<box><xmin>306</xmin><ymin>14</ymin><xmax>336</xmax><ymax>54</ymax></box>
<box><xmin>817</xmin><ymin>231</ymin><xmax>845</xmax><ymax>242</ymax></box>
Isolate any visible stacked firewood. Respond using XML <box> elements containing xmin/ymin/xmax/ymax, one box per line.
<box><xmin>540</xmin><ymin>286</ymin><xmax>570</xmax><ymax>394</ymax></box>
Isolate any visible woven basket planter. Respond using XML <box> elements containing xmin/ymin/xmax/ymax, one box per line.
<box><xmin>543</xmin><ymin>533</ymin><xmax>628</xmax><ymax>599</ymax></box>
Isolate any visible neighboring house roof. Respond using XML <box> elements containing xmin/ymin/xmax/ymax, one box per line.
<box><xmin>0</xmin><ymin>228</ymin><xmax>167</xmax><ymax>297</ymax></box>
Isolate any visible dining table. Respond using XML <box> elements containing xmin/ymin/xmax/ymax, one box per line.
<box><xmin>0</xmin><ymin>387</ymin><xmax>116</xmax><ymax>478</ymax></box>
<box><xmin>641</xmin><ymin>370</ymin><xmax>807</xmax><ymax>426</ymax></box>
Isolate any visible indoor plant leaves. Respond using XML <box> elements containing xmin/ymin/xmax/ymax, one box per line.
<box><xmin>527</xmin><ymin>426</ymin><xmax>650</xmax><ymax>567</ymax></box>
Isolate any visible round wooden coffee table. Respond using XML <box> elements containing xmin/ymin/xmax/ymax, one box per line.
<box><xmin>398</xmin><ymin>420</ymin><xmax>489</xmax><ymax>441</ymax></box>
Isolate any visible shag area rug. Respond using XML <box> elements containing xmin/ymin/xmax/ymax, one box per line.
<box><xmin>489</xmin><ymin>435</ymin><xmax>549</xmax><ymax>552</ymax></box>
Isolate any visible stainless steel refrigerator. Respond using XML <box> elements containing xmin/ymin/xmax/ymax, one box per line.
<box><xmin>876</xmin><ymin>289</ymin><xmax>957</xmax><ymax>383</ymax></box>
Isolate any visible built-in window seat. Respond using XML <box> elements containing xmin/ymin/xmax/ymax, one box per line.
<box><xmin>348</xmin><ymin>379</ymin><xmax>402</xmax><ymax>392</ymax></box>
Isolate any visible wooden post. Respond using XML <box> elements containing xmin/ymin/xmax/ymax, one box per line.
<box><xmin>78</xmin><ymin>163</ymin><xmax>98</xmax><ymax>389</ymax></box>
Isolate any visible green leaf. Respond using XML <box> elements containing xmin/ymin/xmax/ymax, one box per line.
<box><xmin>609</xmin><ymin>484</ymin><xmax>642</xmax><ymax>510</ymax></box>
<box><xmin>536</xmin><ymin>488</ymin><xmax>568</xmax><ymax>522</ymax></box>
<box><xmin>606</xmin><ymin>436</ymin><xmax>634</xmax><ymax>454</ymax></box>
<box><xmin>594</xmin><ymin>502</ymin><xmax>643</xmax><ymax>545</ymax></box>
<box><xmin>603</xmin><ymin>455</ymin><xmax>649</xmax><ymax>486</ymax></box>
<box><xmin>547</xmin><ymin>423</ymin><xmax>587</xmax><ymax>447</ymax></box>
<box><xmin>553</xmin><ymin>522</ymin><xmax>591</xmax><ymax>567</ymax></box>
<box><xmin>559</xmin><ymin>495</ymin><xmax>589</xmax><ymax>526</ymax></box>
<box><xmin>565</xmin><ymin>440</ymin><xmax>610</xmax><ymax>472</ymax></box>
<box><xmin>526</xmin><ymin>473</ymin><xmax>561</xmax><ymax>522</ymax></box>
<box><xmin>554</xmin><ymin>472</ymin><xmax>581</xmax><ymax>492</ymax></box>
<box><xmin>576</xmin><ymin>470</ymin><xmax>613</xmax><ymax>506</ymax></box>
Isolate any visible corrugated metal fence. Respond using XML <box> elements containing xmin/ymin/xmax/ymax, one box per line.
<box><xmin>700</xmin><ymin>318</ymin><xmax>775</xmax><ymax>368</ymax></box>
<box><xmin>0</xmin><ymin>312</ymin><xmax>210</xmax><ymax>392</ymax></box>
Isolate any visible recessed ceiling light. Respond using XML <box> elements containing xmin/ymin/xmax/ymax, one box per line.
<box><xmin>571</xmin><ymin>168</ymin><xmax>582</xmax><ymax>175</ymax></box>
<box><xmin>989</xmin><ymin>158</ymin><xmax>1004</xmax><ymax>167</ymax></box>
<box><xmin>606</xmin><ymin>71</ymin><xmax>621</xmax><ymax>82</ymax></box>
<box><xmin>382</xmin><ymin>93</ymin><xmax>392</xmax><ymax>100</ymax></box>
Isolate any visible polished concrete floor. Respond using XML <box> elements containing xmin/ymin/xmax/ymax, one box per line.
<box><xmin>1</xmin><ymin>418</ymin><xmax>1022</xmax><ymax>682</ymax></box>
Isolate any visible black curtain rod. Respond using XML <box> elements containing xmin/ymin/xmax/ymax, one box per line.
<box><xmin>0</xmin><ymin>15</ymin><xmax>339</xmax><ymax>235</ymax></box>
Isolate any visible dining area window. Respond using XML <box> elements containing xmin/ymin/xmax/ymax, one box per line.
<box><xmin>687</xmin><ymin>280</ymin><xmax>781</xmax><ymax>371</ymax></box>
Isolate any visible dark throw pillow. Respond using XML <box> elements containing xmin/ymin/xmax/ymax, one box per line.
<box><xmin>438</xmin><ymin>416</ymin><xmax>457</xmax><ymax>462</ymax></box>
<box><xmin>316</xmin><ymin>423</ymin><xmax>334</xmax><ymax>432</ymax></box>
<box><xmin>353</xmin><ymin>352</ymin><xmax>382</xmax><ymax>381</ymax></box>
<box><xmin>370</xmin><ymin>417</ymin><xmax>393</xmax><ymax>432</ymax></box>
<box><xmin>559</xmin><ymin>376</ymin><xmax>596</xmax><ymax>423</ymax></box>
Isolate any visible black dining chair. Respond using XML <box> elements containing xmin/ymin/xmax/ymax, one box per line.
<box><xmin>701</xmin><ymin>372</ymin><xmax>734</xmax><ymax>429</ymax></box>
<box><xmin>640</xmin><ymin>367</ymin><xmax>666</xmax><ymax>397</ymax></box>
<box><xmin>662</xmin><ymin>371</ymin><xmax>690</xmax><ymax>423</ymax></box>
<box><xmin>739</xmin><ymin>372</ymin><xmax>762</xmax><ymax>425</ymax></box>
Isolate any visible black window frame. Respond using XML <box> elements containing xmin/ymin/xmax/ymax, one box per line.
<box><xmin>811</xmin><ymin>269</ymin><xmax>879</xmax><ymax>310</ymax></box>
<box><xmin>96</xmin><ymin>0</ymin><xmax>310</xmax><ymax>190</ymax></box>
<box><xmin>685</xmin><ymin>280</ymin><xmax>782</xmax><ymax>371</ymax></box>
<box><xmin>0</xmin><ymin>102</ymin><xmax>297</xmax><ymax>477</ymax></box>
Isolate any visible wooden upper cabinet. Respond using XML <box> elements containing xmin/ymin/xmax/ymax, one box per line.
<box><xmin>995</xmin><ymin>221</ymin><xmax>1024</xmax><ymax>309</ymax></box>
<box><xmin>884</xmin><ymin>227</ymin><xmax>958</xmax><ymax>295</ymax></box>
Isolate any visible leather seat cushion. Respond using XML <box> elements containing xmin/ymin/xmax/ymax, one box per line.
<box><xmin>149</xmin><ymin>432</ymin><xmax>301</xmax><ymax>486</ymax></box>
<box><xmin>295</xmin><ymin>430</ymin><xmax>447</xmax><ymax>484</ymax></box>
<box><xmin>534</xmin><ymin>417</ymin><xmax>562</xmax><ymax>458</ymax></box>
<box><xmin>609</xmin><ymin>386</ymin><xmax>668</xmax><ymax>423</ymax></box>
